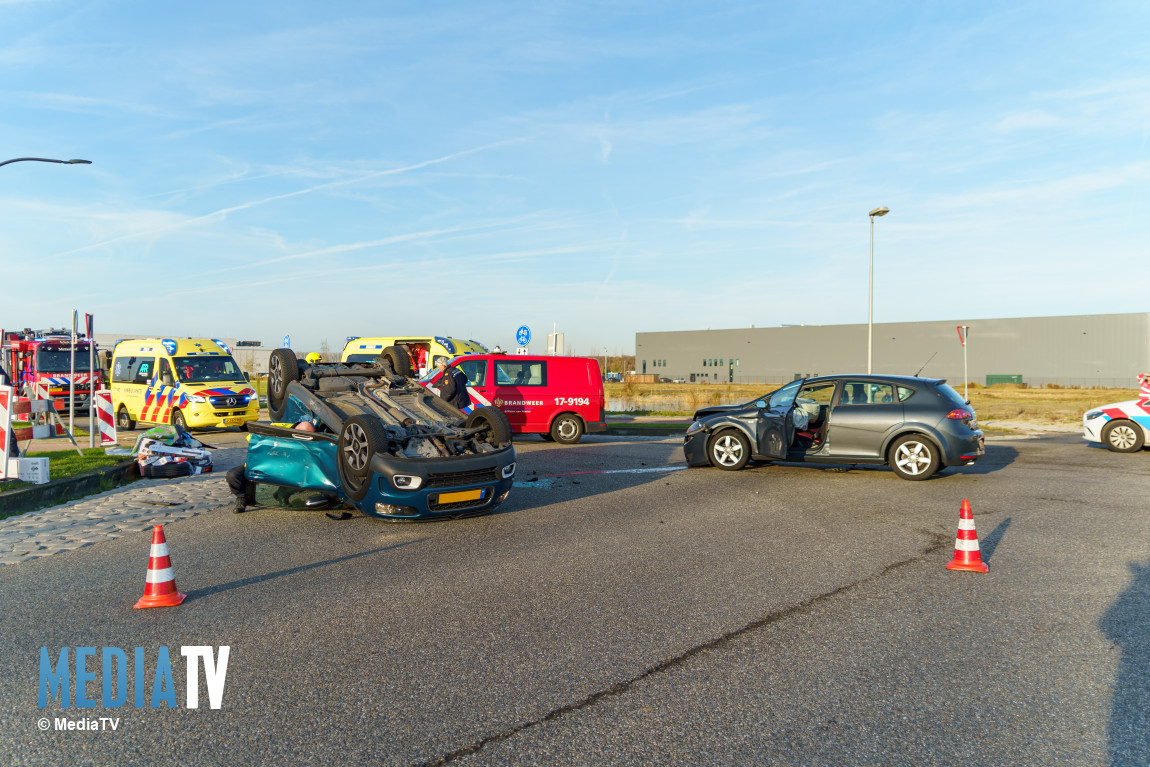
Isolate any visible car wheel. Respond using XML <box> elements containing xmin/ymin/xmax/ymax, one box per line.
<box><xmin>380</xmin><ymin>346</ymin><xmax>413</xmax><ymax>378</ymax></box>
<box><xmin>709</xmin><ymin>429</ymin><xmax>750</xmax><ymax>471</ymax></box>
<box><xmin>550</xmin><ymin>414</ymin><xmax>584</xmax><ymax>444</ymax></box>
<box><xmin>170</xmin><ymin>408</ymin><xmax>188</xmax><ymax>432</ymax></box>
<box><xmin>466</xmin><ymin>406</ymin><xmax>513</xmax><ymax>447</ymax></box>
<box><xmin>117</xmin><ymin>406</ymin><xmax>136</xmax><ymax>431</ymax></box>
<box><xmin>337</xmin><ymin>415</ymin><xmax>387</xmax><ymax>502</ymax></box>
<box><xmin>889</xmin><ymin>435</ymin><xmax>940</xmax><ymax>480</ymax></box>
<box><xmin>268</xmin><ymin>348</ymin><xmax>300</xmax><ymax>422</ymax></box>
<box><xmin>1102</xmin><ymin>420</ymin><xmax>1144</xmax><ymax>453</ymax></box>
<box><xmin>141</xmin><ymin>461</ymin><xmax>194</xmax><ymax>479</ymax></box>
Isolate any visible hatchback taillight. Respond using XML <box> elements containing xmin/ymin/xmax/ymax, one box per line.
<box><xmin>946</xmin><ymin>408</ymin><xmax>974</xmax><ymax>420</ymax></box>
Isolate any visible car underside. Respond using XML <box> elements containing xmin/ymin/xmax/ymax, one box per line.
<box><xmin>247</xmin><ymin>346</ymin><xmax>516</xmax><ymax>519</ymax></box>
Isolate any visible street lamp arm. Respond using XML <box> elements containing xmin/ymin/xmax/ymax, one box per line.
<box><xmin>0</xmin><ymin>157</ymin><xmax>92</xmax><ymax>168</ymax></box>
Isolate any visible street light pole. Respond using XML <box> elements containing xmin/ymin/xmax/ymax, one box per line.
<box><xmin>1</xmin><ymin>156</ymin><xmax>92</xmax><ymax>444</ymax></box>
<box><xmin>868</xmin><ymin>206</ymin><xmax>889</xmax><ymax>375</ymax></box>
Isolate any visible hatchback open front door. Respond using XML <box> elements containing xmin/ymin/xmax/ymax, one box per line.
<box><xmin>755</xmin><ymin>379</ymin><xmax>801</xmax><ymax>459</ymax></box>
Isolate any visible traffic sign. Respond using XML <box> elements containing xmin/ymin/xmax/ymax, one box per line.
<box><xmin>283</xmin><ymin>334</ymin><xmax>290</xmax><ymax>348</ymax></box>
<box><xmin>516</xmin><ymin>326</ymin><xmax>531</xmax><ymax>346</ymax></box>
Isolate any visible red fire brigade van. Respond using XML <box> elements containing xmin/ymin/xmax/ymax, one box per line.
<box><xmin>421</xmin><ymin>354</ymin><xmax>607</xmax><ymax>443</ymax></box>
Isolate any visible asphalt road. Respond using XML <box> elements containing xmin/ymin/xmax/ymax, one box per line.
<box><xmin>2</xmin><ymin>432</ymin><xmax>1147</xmax><ymax>766</ymax></box>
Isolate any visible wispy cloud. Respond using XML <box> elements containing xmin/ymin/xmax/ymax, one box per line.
<box><xmin>3</xmin><ymin>91</ymin><xmax>182</xmax><ymax>119</ymax></box>
<box><xmin>994</xmin><ymin>110</ymin><xmax>1064</xmax><ymax>133</ymax></box>
<box><xmin>47</xmin><ymin>139</ymin><xmax>528</xmax><ymax>258</ymax></box>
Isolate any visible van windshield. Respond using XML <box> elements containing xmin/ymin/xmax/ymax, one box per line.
<box><xmin>172</xmin><ymin>356</ymin><xmax>243</xmax><ymax>383</ymax></box>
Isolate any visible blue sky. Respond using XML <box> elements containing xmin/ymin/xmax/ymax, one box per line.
<box><xmin>2</xmin><ymin>0</ymin><xmax>1147</xmax><ymax>356</ymax></box>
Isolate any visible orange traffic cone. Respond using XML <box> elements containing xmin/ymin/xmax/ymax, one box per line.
<box><xmin>946</xmin><ymin>499</ymin><xmax>989</xmax><ymax>573</ymax></box>
<box><xmin>134</xmin><ymin>525</ymin><xmax>187</xmax><ymax>608</ymax></box>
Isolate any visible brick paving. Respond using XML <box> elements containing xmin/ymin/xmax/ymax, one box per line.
<box><xmin>0</xmin><ymin>447</ymin><xmax>246</xmax><ymax>566</ymax></box>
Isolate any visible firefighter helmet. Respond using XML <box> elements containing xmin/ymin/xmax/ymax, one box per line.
<box><xmin>305</xmin><ymin>352</ymin><xmax>322</xmax><ymax>364</ymax></box>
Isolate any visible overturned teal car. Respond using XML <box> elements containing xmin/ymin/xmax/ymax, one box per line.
<box><xmin>244</xmin><ymin>347</ymin><xmax>516</xmax><ymax>520</ymax></box>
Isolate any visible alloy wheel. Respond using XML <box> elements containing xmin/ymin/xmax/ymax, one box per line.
<box><xmin>713</xmin><ymin>434</ymin><xmax>744</xmax><ymax>467</ymax></box>
<box><xmin>269</xmin><ymin>355</ymin><xmax>282</xmax><ymax>395</ymax></box>
<box><xmin>342</xmin><ymin>422</ymin><xmax>369</xmax><ymax>471</ymax></box>
<box><xmin>894</xmin><ymin>441</ymin><xmax>931</xmax><ymax>475</ymax></box>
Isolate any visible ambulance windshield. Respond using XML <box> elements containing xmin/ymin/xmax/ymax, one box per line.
<box><xmin>173</xmin><ymin>356</ymin><xmax>243</xmax><ymax>382</ymax></box>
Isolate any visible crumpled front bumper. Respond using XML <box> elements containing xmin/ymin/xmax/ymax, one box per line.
<box><xmin>682</xmin><ymin>429</ymin><xmax>711</xmax><ymax>467</ymax></box>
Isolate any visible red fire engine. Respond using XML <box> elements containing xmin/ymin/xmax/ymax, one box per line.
<box><xmin>0</xmin><ymin>328</ymin><xmax>103</xmax><ymax>411</ymax></box>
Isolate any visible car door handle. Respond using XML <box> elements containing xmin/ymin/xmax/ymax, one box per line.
<box><xmin>291</xmin><ymin>435</ymin><xmax>314</xmax><ymax>441</ymax></box>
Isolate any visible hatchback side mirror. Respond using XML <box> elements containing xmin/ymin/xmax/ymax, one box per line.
<box><xmin>755</xmin><ymin>400</ymin><xmax>766</xmax><ymax>409</ymax></box>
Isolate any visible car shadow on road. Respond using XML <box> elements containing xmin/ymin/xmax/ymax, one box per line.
<box><xmin>489</xmin><ymin>441</ymin><xmax>689</xmax><ymax>517</ymax></box>
<box><xmin>1100</xmin><ymin>558</ymin><xmax>1150</xmax><ymax>766</ymax></box>
<box><xmin>753</xmin><ymin>443</ymin><xmax>1017</xmax><ymax>480</ymax></box>
<box><xmin>184</xmin><ymin>539</ymin><xmax>426</xmax><ymax>601</ymax></box>
<box><xmin>952</xmin><ymin>444</ymin><xmax>1018</xmax><ymax>475</ymax></box>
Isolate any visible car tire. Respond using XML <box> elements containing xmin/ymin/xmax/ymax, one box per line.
<box><xmin>170</xmin><ymin>408</ymin><xmax>188</xmax><ymax>432</ymax></box>
<box><xmin>466</xmin><ymin>406</ymin><xmax>512</xmax><ymax>447</ymax></box>
<box><xmin>889</xmin><ymin>434</ymin><xmax>940</xmax><ymax>480</ymax></box>
<box><xmin>380</xmin><ymin>346</ymin><xmax>413</xmax><ymax>378</ymax></box>
<box><xmin>268</xmin><ymin>348</ymin><xmax>300</xmax><ymax>422</ymax></box>
<box><xmin>141</xmin><ymin>461</ymin><xmax>194</xmax><ymax>479</ymax></box>
<box><xmin>117</xmin><ymin>406</ymin><xmax>136</xmax><ymax>431</ymax></box>
<box><xmin>708</xmin><ymin>429</ymin><xmax>750</xmax><ymax>470</ymax></box>
<box><xmin>337</xmin><ymin>415</ymin><xmax>387</xmax><ymax>502</ymax></box>
<box><xmin>1102</xmin><ymin>420</ymin><xmax>1144</xmax><ymax>453</ymax></box>
<box><xmin>550</xmin><ymin>413</ymin><xmax>584</xmax><ymax>444</ymax></box>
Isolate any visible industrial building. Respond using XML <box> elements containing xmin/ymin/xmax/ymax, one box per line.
<box><xmin>636</xmin><ymin>312</ymin><xmax>1150</xmax><ymax>388</ymax></box>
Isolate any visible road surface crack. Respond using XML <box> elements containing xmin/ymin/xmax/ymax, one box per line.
<box><xmin>420</xmin><ymin>533</ymin><xmax>952</xmax><ymax>766</ymax></box>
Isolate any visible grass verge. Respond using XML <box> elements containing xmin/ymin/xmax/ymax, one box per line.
<box><xmin>0</xmin><ymin>447</ymin><xmax>127</xmax><ymax>493</ymax></box>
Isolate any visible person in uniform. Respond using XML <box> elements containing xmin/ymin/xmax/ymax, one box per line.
<box><xmin>435</xmin><ymin>358</ymin><xmax>472</xmax><ymax>412</ymax></box>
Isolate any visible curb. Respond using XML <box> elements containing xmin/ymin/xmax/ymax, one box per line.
<box><xmin>0</xmin><ymin>460</ymin><xmax>138</xmax><ymax>517</ymax></box>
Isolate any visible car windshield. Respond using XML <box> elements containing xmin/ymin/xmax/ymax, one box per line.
<box><xmin>767</xmin><ymin>380</ymin><xmax>802</xmax><ymax>410</ymax></box>
<box><xmin>172</xmin><ymin>356</ymin><xmax>243</xmax><ymax>382</ymax></box>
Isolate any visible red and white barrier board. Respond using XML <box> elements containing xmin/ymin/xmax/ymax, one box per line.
<box><xmin>93</xmin><ymin>390</ymin><xmax>117</xmax><ymax>446</ymax></box>
<box><xmin>0</xmin><ymin>385</ymin><xmax>13</xmax><ymax>475</ymax></box>
<box><xmin>0</xmin><ymin>383</ymin><xmax>80</xmax><ymax>477</ymax></box>
<box><xmin>0</xmin><ymin>385</ymin><xmax>50</xmax><ymax>481</ymax></box>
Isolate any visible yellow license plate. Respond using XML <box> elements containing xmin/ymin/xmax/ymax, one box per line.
<box><xmin>437</xmin><ymin>489</ymin><xmax>484</xmax><ymax>504</ymax></box>
<box><xmin>224</xmin><ymin>417</ymin><xmax>244</xmax><ymax>426</ymax></box>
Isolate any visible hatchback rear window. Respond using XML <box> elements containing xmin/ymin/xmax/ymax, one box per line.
<box><xmin>934</xmin><ymin>382</ymin><xmax>968</xmax><ymax>407</ymax></box>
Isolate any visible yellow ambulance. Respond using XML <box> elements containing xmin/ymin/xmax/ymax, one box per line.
<box><xmin>340</xmin><ymin>336</ymin><xmax>487</xmax><ymax>378</ymax></box>
<box><xmin>109</xmin><ymin>338</ymin><xmax>260</xmax><ymax>431</ymax></box>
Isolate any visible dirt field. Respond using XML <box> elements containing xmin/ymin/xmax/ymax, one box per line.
<box><xmin>606</xmin><ymin>381</ymin><xmax>1141</xmax><ymax>430</ymax></box>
